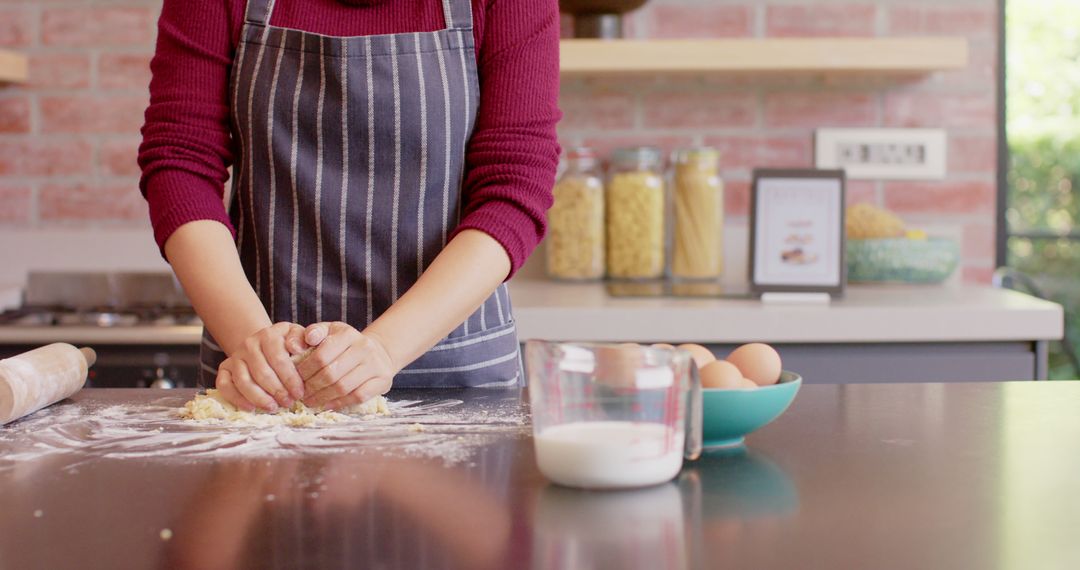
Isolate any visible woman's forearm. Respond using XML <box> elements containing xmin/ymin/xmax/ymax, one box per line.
<box><xmin>363</xmin><ymin>229</ymin><xmax>511</xmax><ymax>369</ymax></box>
<box><xmin>164</xmin><ymin>220</ymin><xmax>271</xmax><ymax>355</ymax></box>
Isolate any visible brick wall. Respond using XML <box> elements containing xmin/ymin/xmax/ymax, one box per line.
<box><xmin>0</xmin><ymin>0</ymin><xmax>998</xmax><ymax>283</ymax></box>
<box><xmin>559</xmin><ymin>0</ymin><xmax>1000</xmax><ymax>283</ymax></box>
<box><xmin>0</xmin><ymin>1</ymin><xmax>158</xmax><ymax>233</ymax></box>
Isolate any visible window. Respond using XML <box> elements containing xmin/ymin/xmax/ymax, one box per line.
<box><xmin>1002</xmin><ymin>0</ymin><xmax>1080</xmax><ymax>378</ymax></box>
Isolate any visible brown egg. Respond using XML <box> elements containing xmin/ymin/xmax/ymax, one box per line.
<box><xmin>700</xmin><ymin>360</ymin><xmax>743</xmax><ymax>390</ymax></box>
<box><xmin>739</xmin><ymin>377</ymin><xmax>759</xmax><ymax>390</ymax></box>
<box><xmin>595</xmin><ymin>344</ymin><xmax>642</xmax><ymax>388</ymax></box>
<box><xmin>725</xmin><ymin>343</ymin><xmax>782</xmax><ymax>386</ymax></box>
<box><xmin>651</xmin><ymin>343</ymin><xmax>676</xmax><ymax>350</ymax></box>
<box><xmin>676</xmin><ymin>344</ymin><xmax>716</xmax><ymax>369</ymax></box>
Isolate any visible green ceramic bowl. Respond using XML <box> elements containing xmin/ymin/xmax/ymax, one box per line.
<box><xmin>847</xmin><ymin>238</ymin><xmax>959</xmax><ymax>284</ymax></box>
<box><xmin>702</xmin><ymin>371</ymin><xmax>802</xmax><ymax>448</ymax></box>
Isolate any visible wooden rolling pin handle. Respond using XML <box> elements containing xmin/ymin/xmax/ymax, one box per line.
<box><xmin>79</xmin><ymin>347</ymin><xmax>97</xmax><ymax>368</ymax></box>
<box><xmin>0</xmin><ymin>343</ymin><xmax>93</xmax><ymax>426</ymax></box>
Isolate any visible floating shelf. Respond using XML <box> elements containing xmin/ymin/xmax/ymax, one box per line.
<box><xmin>0</xmin><ymin>50</ymin><xmax>28</xmax><ymax>83</ymax></box>
<box><xmin>560</xmin><ymin>38</ymin><xmax>969</xmax><ymax>75</ymax></box>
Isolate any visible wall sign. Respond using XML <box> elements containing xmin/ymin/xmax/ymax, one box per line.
<box><xmin>815</xmin><ymin>128</ymin><xmax>947</xmax><ymax>180</ymax></box>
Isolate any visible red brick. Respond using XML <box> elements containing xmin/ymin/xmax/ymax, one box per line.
<box><xmin>652</xmin><ymin>5</ymin><xmax>752</xmax><ymax>38</ymax></box>
<box><xmin>0</xmin><ymin>139</ymin><xmax>94</xmax><ymax>176</ymax></box>
<box><xmin>99</xmin><ymin>53</ymin><xmax>153</xmax><ymax>89</ymax></box>
<box><xmin>100</xmin><ymin>138</ymin><xmax>142</xmax><ymax>177</ymax></box>
<box><xmin>949</xmin><ymin>135</ymin><xmax>996</xmax><ymax>174</ymax></box>
<box><xmin>845</xmin><ymin>181</ymin><xmax>878</xmax><ymax>205</ymax></box>
<box><xmin>40</xmin><ymin>94</ymin><xmax>148</xmax><ymax>134</ymax></box>
<box><xmin>0</xmin><ymin>8</ymin><xmax>31</xmax><ymax>47</ymax></box>
<box><xmin>962</xmin><ymin>222</ymin><xmax>995</xmax><ymax>259</ymax></box>
<box><xmin>934</xmin><ymin>37</ymin><xmax>997</xmax><ymax>90</ymax></box>
<box><xmin>27</xmin><ymin>53</ymin><xmax>92</xmax><ymax>89</ymax></box>
<box><xmin>889</xmin><ymin>6</ymin><xmax>996</xmax><ymax>38</ymax></box>
<box><xmin>763</xmin><ymin>92</ymin><xmax>877</xmax><ymax>128</ymax></box>
<box><xmin>642</xmin><ymin>92</ymin><xmax>756</xmax><ymax>129</ymax></box>
<box><xmin>0</xmin><ymin>96</ymin><xmax>31</xmax><ymax>134</ymax></box>
<box><xmin>962</xmin><ymin>265</ymin><xmax>995</xmax><ymax>284</ymax></box>
<box><xmin>623</xmin><ymin>9</ymin><xmax>645</xmax><ymax>39</ymax></box>
<box><xmin>766</xmin><ymin>4</ymin><xmax>877</xmax><ymax>38</ymax></box>
<box><xmin>723</xmin><ymin>179</ymin><xmax>751</xmax><ymax>216</ymax></box>
<box><xmin>559</xmin><ymin>92</ymin><xmax>635</xmax><ymax>130</ymax></box>
<box><xmin>884</xmin><ymin>94</ymin><xmax>995</xmax><ymax>129</ymax></box>
<box><xmin>702</xmin><ymin>73</ymin><xmax>820</xmax><ymax>90</ymax></box>
<box><xmin>42</xmin><ymin>7</ymin><xmax>155</xmax><ymax>47</ymax></box>
<box><xmin>703</xmin><ymin>135</ymin><xmax>812</xmax><ymax>170</ymax></box>
<box><xmin>39</xmin><ymin>181</ymin><xmax>146</xmax><ymax>222</ymax></box>
<box><xmin>883</xmin><ymin>181</ymin><xmax>995</xmax><ymax>214</ymax></box>
<box><xmin>574</xmin><ymin>135</ymin><xmax>695</xmax><ymax>165</ymax></box>
<box><xmin>0</xmin><ymin>185</ymin><xmax>31</xmax><ymax>224</ymax></box>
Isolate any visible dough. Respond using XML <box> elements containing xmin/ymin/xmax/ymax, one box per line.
<box><xmin>180</xmin><ymin>389</ymin><xmax>390</xmax><ymax>427</ymax></box>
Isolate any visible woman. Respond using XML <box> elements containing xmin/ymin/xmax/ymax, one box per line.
<box><xmin>139</xmin><ymin>0</ymin><xmax>560</xmax><ymax>411</ymax></box>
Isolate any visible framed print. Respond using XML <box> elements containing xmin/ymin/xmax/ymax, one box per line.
<box><xmin>749</xmin><ymin>169</ymin><xmax>846</xmax><ymax>297</ymax></box>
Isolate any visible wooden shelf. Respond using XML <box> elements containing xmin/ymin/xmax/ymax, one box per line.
<box><xmin>0</xmin><ymin>50</ymin><xmax>28</xmax><ymax>84</ymax></box>
<box><xmin>560</xmin><ymin>38</ymin><xmax>969</xmax><ymax>75</ymax></box>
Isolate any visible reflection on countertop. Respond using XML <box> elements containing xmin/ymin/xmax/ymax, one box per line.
<box><xmin>4</xmin><ymin>383</ymin><xmax>1080</xmax><ymax>569</ymax></box>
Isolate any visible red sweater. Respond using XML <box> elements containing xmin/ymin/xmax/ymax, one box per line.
<box><xmin>138</xmin><ymin>0</ymin><xmax>561</xmax><ymax>277</ymax></box>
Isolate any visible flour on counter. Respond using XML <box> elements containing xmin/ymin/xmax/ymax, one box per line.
<box><xmin>180</xmin><ymin>389</ymin><xmax>390</xmax><ymax>427</ymax></box>
<box><xmin>0</xmin><ymin>394</ymin><xmax>528</xmax><ymax>468</ymax></box>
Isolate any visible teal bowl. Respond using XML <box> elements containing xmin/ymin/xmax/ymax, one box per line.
<box><xmin>702</xmin><ymin>371</ymin><xmax>801</xmax><ymax>448</ymax></box>
<box><xmin>847</xmin><ymin>237</ymin><xmax>959</xmax><ymax>284</ymax></box>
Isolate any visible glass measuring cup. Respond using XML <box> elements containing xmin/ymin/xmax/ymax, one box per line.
<box><xmin>525</xmin><ymin>341</ymin><xmax>703</xmax><ymax>490</ymax></box>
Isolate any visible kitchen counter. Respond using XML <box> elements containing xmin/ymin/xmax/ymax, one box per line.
<box><xmin>0</xmin><ymin>281</ymin><xmax>1062</xmax><ymax>346</ymax></box>
<box><xmin>0</xmin><ymin>281</ymin><xmax>1065</xmax><ymax>382</ymax></box>
<box><xmin>3</xmin><ymin>383</ymin><xmax>1080</xmax><ymax>569</ymax></box>
<box><xmin>509</xmin><ymin>280</ymin><xmax>1063</xmax><ymax>344</ymax></box>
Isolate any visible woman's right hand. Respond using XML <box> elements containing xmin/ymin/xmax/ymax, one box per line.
<box><xmin>215</xmin><ymin>322</ymin><xmax>310</xmax><ymax>411</ymax></box>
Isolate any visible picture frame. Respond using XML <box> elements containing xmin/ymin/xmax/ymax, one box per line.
<box><xmin>749</xmin><ymin>169</ymin><xmax>847</xmax><ymax>297</ymax></box>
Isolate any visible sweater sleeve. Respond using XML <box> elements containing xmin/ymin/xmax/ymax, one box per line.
<box><xmin>449</xmin><ymin>0</ymin><xmax>562</xmax><ymax>279</ymax></box>
<box><xmin>138</xmin><ymin>0</ymin><xmax>239</xmax><ymax>258</ymax></box>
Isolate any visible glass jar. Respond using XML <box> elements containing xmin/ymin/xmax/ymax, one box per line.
<box><xmin>671</xmin><ymin>147</ymin><xmax>724</xmax><ymax>280</ymax></box>
<box><xmin>606</xmin><ymin>147</ymin><xmax>666</xmax><ymax>280</ymax></box>
<box><xmin>547</xmin><ymin>147</ymin><xmax>606</xmax><ymax>280</ymax></box>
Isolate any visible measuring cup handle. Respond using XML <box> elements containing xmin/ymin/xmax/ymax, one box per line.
<box><xmin>684</xmin><ymin>362</ymin><xmax>703</xmax><ymax>461</ymax></box>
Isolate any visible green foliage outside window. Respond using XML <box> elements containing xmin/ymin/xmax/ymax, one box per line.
<box><xmin>1006</xmin><ymin>0</ymin><xmax>1080</xmax><ymax>379</ymax></box>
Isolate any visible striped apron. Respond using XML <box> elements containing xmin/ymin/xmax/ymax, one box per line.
<box><xmin>199</xmin><ymin>0</ymin><xmax>522</xmax><ymax>388</ymax></box>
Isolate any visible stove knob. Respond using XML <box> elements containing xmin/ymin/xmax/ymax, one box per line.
<box><xmin>150</xmin><ymin>366</ymin><xmax>175</xmax><ymax>389</ymax></box>
<box><xmin>150</xmin><ymin>378</ymin><xmax>175</xmax><ymax>390</ymax></box>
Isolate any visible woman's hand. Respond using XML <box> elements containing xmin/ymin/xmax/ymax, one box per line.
<box><xmin>215</xmin><ymin>322</ymin><xmax>310</xmax><ymax>411</ymax></box>
<box><xmin>293</xmin><ymin>322</ymin><xmax>398</xmax><ymax>410</ymax></box>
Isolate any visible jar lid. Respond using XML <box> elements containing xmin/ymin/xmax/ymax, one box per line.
<box><xmin>565</xmin><ymin>146</ymin><xmax>597</xmax><ymax>161</ymax></box>
<box><xmin>673</xmin><ymin>146</ymin><xmax>720</xmax><ymax>164</ymax></box>
<box><xmin>611</xmin><ymin>146</ymin><xmax>663</xmax><ymax>169</ymax></box>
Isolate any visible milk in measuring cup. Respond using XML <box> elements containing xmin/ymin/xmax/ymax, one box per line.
<box><xmin>534</xmin><ymin>421</ymin><xmax>684</xmax><ymax>489</ymax></box>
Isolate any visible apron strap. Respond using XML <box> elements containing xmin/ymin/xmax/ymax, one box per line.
<box><xmin>244</xmin><ymin>0</ymin><xmax>277</xmax><ymax>27</ymax></box>
<box><xmin>442</xmin><ymin>0</ymin><xmax>474</xmax><ymax>31</ymax></box>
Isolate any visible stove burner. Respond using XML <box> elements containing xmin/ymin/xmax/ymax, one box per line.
<box><xmin>56</xmin><ymin>312</ymin><xmax>141</xmax><ymax>328</ymax></box>
<box><xmin>0</xmin><ymin>307</ymin><xmax>201</xmax><ymax>328</ymax></box>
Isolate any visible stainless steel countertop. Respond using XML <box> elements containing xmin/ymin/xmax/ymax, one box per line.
<box><xmin>2</xmin><ymin>382</ymin><xmax>1080</xmax><ymax>569</ymax></box>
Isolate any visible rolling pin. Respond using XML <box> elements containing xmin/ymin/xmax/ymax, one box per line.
<box><xmin>0</xmin><ymin>343</ymin><xmax>95</xmax><ymax>426</ymax></box>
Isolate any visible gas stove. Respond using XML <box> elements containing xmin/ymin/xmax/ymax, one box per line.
<box><xmin>0</xmin><ymin>306</ymin><xmax>202</xmax><ymax>328</ymax></box>
<box><xmin>0</xmin><ymin>272</ymin><xmax>204</xmax><ymax>389</ymax></box>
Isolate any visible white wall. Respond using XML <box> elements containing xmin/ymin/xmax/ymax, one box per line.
<box><xmin>0</xmin><ymin>228</ymin><xmax>169</xmax><ymax>287</ymax></box>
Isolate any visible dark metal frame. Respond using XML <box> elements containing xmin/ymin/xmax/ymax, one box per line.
<box><xmin>995</xmin><ymin>0</ymin><xmax>1008</xmax><ymax>266</ymax></box>
<box><xmin>748</xmin><ymin>168</ymin><xmax>847</xmax><ymax>297</ymax></box>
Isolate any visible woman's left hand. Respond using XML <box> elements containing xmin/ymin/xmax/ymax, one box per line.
<box><xmin>292</xmin><ymin>322</ymin><xmax>397</xmax><ymax>410</ymax></box>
